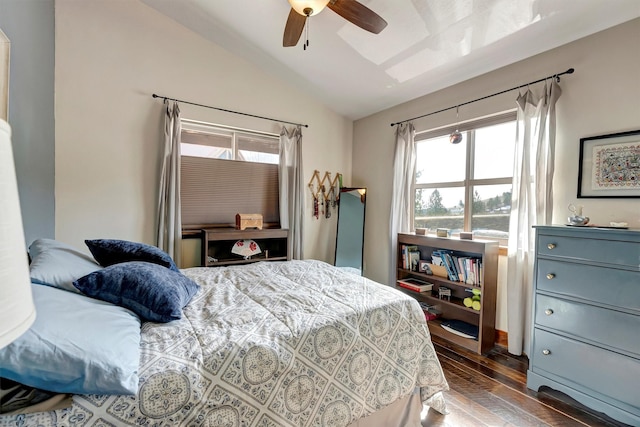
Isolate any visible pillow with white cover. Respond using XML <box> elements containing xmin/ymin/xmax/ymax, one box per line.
<box><xmin>0</xmin><ymin>283</ymin><xmax>141</xmax><ymax>395</ymax></box>
<box><xmin>29</xmin><ymin>238</ymin><xmax>101</xmax><ymax>294</ymax></box>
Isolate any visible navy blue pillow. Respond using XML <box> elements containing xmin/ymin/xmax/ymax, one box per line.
<box><xmin>85</xmin><ymin>239</ymin><xmax>179</xmax><ymax>272</ymax></box>
<box><xmin>73</xmin><ymin>261</ymin><xmax>200</xmax><ymax>323</ymax></box>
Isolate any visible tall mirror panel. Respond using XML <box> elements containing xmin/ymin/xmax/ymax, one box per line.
<box><xmin>334</xmin><ymin>188</ymin><xmax>366</xmax><ymax>274</ymax></box>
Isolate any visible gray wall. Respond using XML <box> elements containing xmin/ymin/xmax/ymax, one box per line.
<box><xmin>0</xmin><ymin>0</ymin><xmax>55</xmax><ymax>245</ymax></box>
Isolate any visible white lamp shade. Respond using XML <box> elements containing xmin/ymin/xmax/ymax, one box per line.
<box><xmin>287</xmin><ymin>0</ymin><xmax>330</xmax><ymax>16</ymax></box>
<box><xmin>0</xmin><ymin>119</ymin><xmax>36</xmax><ymax>349</ymax></box>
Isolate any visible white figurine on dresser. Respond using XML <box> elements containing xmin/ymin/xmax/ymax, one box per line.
<box><xmin>527</xmin><ymin>225</ymin><xmax>640</xmax><ymax>426</ymax></box>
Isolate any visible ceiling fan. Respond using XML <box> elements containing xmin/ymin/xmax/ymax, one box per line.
<box><xmin>283</xmin><ymin>0</ymin><xmax>388</xmax><ymax>48</ymax></box>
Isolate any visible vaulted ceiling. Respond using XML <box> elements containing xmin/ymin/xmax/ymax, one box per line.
<box><xmin>142</xmin><ymin>0</ymin><xmax>640</xmax><ymax>120</ymax></box>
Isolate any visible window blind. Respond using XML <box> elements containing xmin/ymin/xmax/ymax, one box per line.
<box><xmin>181</xmin><ymin>157</ymin><xmax>280</xmax><ymax>227</ymax></box>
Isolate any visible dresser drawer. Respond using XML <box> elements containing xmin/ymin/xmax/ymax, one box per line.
<box><xmin>538</xmin><ymin>234</ymin><xmax>639</xmax><ymax>268</ymax></box>
<box><xmin>535</xmin><ymin>294</ymin><xmax>640</xmax><ymax>356</ymax></box>
<box><xmin>531</xmin><ymin>328</ymin><xmax>640</xmax><ymax>409</ymax></box>
<box><xmin>536</xmin><ymin>259</ymin><xmax>640</xmax><ymax>313</ymax></box>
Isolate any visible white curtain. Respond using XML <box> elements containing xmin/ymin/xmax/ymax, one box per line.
<box><xmin>279</xmin><ymin>125</ymin><xmax>304</xmax><ymax>260</ymax></box>
<box><xmin>389</xmin><ymin>122</ymin><xmax>417</xmax><ymax>285</ymax></box>
<box><xmin>157</xmin><ymin>100</ymin><xmax>182</xmax><ymax>265</ymax></box>
<box><xmin>507</xmin><ymin>81</ymin><xmax>561</xmax><ymax>356</ymax></box>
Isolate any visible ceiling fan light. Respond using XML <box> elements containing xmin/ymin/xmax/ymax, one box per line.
<box><xmin>288</xmin><ymin>0</ymin><xmax>330</xmax><ymax>17</ymax></box>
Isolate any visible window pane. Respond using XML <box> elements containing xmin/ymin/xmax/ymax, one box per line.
<box><xmin>416</xmin><ymin>134</ymin><xmax>467</xmax><ymax>183</ymax></box>
<box><xmin>237</xmin><ymin>134</ymin><xmax>279</xmax><ymax>164</ymax></box>
<box><xmin>181</xmin><ymin>128</ymin><xmax>232</xmax><ymax>159</ymax></box>
<box><xmin>474</xmin><ymin>121</ymin><xmax>516</xmax><ymax>179</ymax></box>
<box><xmin>470</xmin><ymin>184</ymin><xmax>512</xmax><ymax>240</ymax></box>
<box><xmin>237</xmin><ymin>134</ymin><xmax>279</xmax><ymax>154</ymax></box>
<box><xmin>180</xmin><ymin>125</ymin><xmax>279</xmax><ymax>164</ymax></box>
<box><xmin>181</xmin><ymin>143</ymin><xmax>231</xmax><ymax>159</ymax></box>
<box><xmin>414</xmin><ymin>187</ymin><xmax>465</xmax><ymax>233</ymax></box>
<box><xmin>238</xmin><ymin>151</ymin><xmax>279</xmax><ymax>164</ymax></box>
<box><xmin>181</xmin><ymin>129</ymin><xmax>232</xmax><ymax>148</ymax></box>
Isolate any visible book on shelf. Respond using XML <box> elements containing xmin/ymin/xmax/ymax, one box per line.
<box><xmin>418</xmin><ymin>301</ymin><xmax>442</xmax><ymax>321</ymax></box>
<box><xmin>433</xmin><ymin>250</ymin><xmax>457</xmax><ymax>281</ymax></box>
<box><xmin>400</xmin><ymin>245</ymin><xmax>419</xmax><ymax>270</ymax></box>
<box><xmin>456</xmin><ymin>257</ymin><xmax>466</xmax><ymax>283</ymax></box>
<box><xmin>431</xmin><ymin>253</ymin><xmax>444</xmax><ymax>266</ymax></box>
<box><xmin>462</xmin><ymin>256</ymin><xmax>482</xmax><ymax>286</ymax></box>
<box><xmin>440</xmin><ymin>319</ymin><xmax>479</xmax><ymax>340</ymax></box>
<box><xmin>396</xmin><ymin>277</ymin><xmax>433</xmax><ymax>293</ymax></box>
<box><xmin>431</xmin><ymin>249</ymin><xmax>483</xmax><ymax>286</ymax></box>
<box><xmin>408</xmin><ymin>250</ymin><xmax>420</xmax><ymax>271</ymax></box>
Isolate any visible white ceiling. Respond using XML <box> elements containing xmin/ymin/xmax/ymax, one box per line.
<box><xmin>142</xmin><ymin>0</ymin><xmax>640</xmax><ymax>120</ymax></box>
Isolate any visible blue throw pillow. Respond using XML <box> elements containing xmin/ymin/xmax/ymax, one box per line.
<box><xmin>29</xmin><ymin>238</ymin><xmax>102</xmax><ymax>294</ymax></box>
<box><xmin>85</xmin><ymin>239</ymin><xmax>179</xmax><ymax>271</ymax></box>
<box><xmin>0</xmin><ymin>284</ymin><xmax>141</xmax><ymax>395</ymax></box>
<box><xmin>73</xmin><ymin>261</ymin><xmax>200</xmax><ymax>323</ymax></box>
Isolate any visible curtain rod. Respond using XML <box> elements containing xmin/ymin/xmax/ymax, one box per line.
<box><xmin>390</xmin><ymin>67</ymin><xmax>574</xmax><ymax>127</ymax></box>
<box><xmin>152</xmin><ymin>94</ymin><xmax>309</xmax><ymax>128</ymax></box>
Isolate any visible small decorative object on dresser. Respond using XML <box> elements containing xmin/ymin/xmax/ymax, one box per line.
<box><xmin>527</xmin><ymin>225</ymin><xmax>640</xmax><ymax>426</ymax></box>
<box><xmin>566</xmin><ymin>203</ymin><xmax>589</xmax><ymax>225</ymax></box>
<box><xmin>235</xmin><ymin>213</ymin><xmax>263</xmax><ymax>230</ymax></box>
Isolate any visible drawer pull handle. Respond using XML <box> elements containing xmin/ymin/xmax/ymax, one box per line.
<box><xmin>547</xmin><ymin>243</ymin><xmax>556</xmax><ymax>250</ymax></box>
<box><xmin>544</xmin><ymin>309</ymin><xmax>554</xmax><ymax>316</ymax></box>
<box><xmin>546</xmin><ymin>273</ymin><xmax>555</xmax><ymax>280</ymax></box>
<box><xmin>542</xmin><ymin>349</ymin><xmax>551</xmax><ymax>355</ymax></box>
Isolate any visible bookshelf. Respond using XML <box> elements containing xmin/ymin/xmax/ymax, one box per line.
<box><xmin>397</xmin><ymin>232</ymin><xmax>498</xmax><ymax>354</ymax></box>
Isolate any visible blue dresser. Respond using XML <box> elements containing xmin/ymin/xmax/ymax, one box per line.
<box><xmin>527</xmin><ymin>225</ymin><xmax>640</xmax><ymax>426</ymax></box>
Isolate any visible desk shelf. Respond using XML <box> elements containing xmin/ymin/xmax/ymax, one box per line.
<box><xmin>200</xmin><ymin>228</ymin><xmax>289</xmax><ymax>267</ymax></box>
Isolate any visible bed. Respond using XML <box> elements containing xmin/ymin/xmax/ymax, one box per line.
<box><xmin>0</xmin><ymin>239</ymin><xmax>448</xmax><ymax>426</ymax></box>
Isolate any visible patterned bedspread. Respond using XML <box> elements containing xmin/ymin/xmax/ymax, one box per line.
<box><xmin>1</xmin><ymin>260</ymin><xmax>448</xmax><ymax>426</ymax></box>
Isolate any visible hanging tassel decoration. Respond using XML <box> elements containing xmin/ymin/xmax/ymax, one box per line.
<box><xmin>313</xmin><ymin>195</ymin><xmax>319</xmax><ymax>219</ymax></box>
<box><xmin>324</xmin><ymin>186</ymin><xmax>332</xmax><ymax>219</ymax></box>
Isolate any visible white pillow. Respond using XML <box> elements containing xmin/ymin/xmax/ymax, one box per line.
<box><xmin>0</xmin><ymin>283</ymin><xmax>141</xmax><ymax>395</ymax></box>
<box><xmin>29</xmin><ymin>238</ymin><xmax>101</xmax><ymax>293</ymax></box>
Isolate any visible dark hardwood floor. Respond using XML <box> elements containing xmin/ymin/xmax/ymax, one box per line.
<box><xmin>421</xmin><ymin>335</ymin><xmax>631</xmax><ymax>427</ymax></box>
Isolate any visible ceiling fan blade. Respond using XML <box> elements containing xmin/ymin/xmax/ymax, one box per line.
<box><xmin>327</xmin><ymin>0</ymin><xmax>387</xmax><ymax>34</ymax></box>
<box><xmin>283</xmin><ymin>8</ymin><xmax>307</xmax><ymax>47</ymax></box>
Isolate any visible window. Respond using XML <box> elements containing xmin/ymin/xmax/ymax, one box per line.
<box><xmin>181</xmin><ymin>120</ymin><xmax>279</xmax><ymax>164</ymax></box>
<box><xmin>414</xmin><ymin>112</ymin><xmax>516</xmax><ymax>243</ymax></box>
<box><xmin>180</xmin><ymin>120</ymin><xmax>281</xmax><ymax>228</ymax></box>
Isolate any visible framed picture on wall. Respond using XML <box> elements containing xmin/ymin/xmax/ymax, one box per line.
<box><xmin>577</xmin><ymin>129</ymin><xmax>640</xmax><ymax>198</ymax></box>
